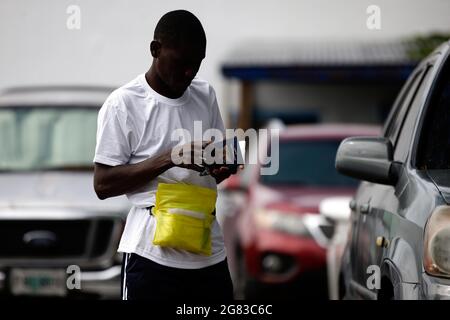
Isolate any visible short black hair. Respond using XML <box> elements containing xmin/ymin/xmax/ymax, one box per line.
<box><xmin>154</xmin><ymin>10</ymin><xmax>206</xmax><ymax>48</ymax></box>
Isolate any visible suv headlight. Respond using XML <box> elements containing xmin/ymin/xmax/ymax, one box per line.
<box><xmin>424</xmin><ymin>206</ymin><xmax>450</xmax><ymax>278</ymax></box>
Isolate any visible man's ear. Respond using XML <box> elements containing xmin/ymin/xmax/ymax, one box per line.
<box><xmin>150</xmin><ymin>40</ymin><xmax>161</xmax><ymax>58</ymax></box>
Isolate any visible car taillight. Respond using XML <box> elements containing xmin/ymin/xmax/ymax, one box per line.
<box><xmin>424</xmin><ymin>206</ymin><xmax>450</xmax><ymax>278</ymax></box>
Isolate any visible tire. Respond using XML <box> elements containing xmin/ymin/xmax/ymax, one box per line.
<box><xmin>378</xmin><ymin>277</ymin><xmax>395</xmax><ymax>300</ymax></box>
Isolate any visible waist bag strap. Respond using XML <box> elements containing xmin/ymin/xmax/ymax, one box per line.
<box><xmin>146</xmin><ymin>206</ymin><xmax>216</xmax><ymax>216</ymax></box>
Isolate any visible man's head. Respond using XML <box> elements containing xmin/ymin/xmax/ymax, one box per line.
<box><xmin>150</xmin><ymin>10</ymin><xmax>206</xmax><ymax>97</ymax></box>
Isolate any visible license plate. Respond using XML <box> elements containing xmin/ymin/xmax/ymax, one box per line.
<box><xmin>10</xmin><ymin>268</ymin><xmax>67</xmax><ymax>297</ymax></box>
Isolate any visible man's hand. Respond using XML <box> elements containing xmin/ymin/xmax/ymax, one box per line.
<box><xmin>204</xmin><ymin>140</ymin><xmax>244</xmax><ymax>184</ymax></box>
<box><xmin>170</xmin><ymin>140</ymin><xmax>243</xmax><ymax>184</ymax></box>
<box><xmin>209</xmin><ymin>164</ymin><xmax>244</xmax><ymax>184</ymax></box>
<box><xmin>171</xmin><ymin>140</ymin><xmax>211</xmax><ymax>172</ymax></box>
<box><xmin>210</xmin><ymin>166</ymin><xmax>232</xmax><ymax>184</ymax></box>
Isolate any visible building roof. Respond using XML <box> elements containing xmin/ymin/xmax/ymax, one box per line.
<box><xmin>224</xmin><ymin>40</ymin><xmax>419</xmax><ymax>67</ymax></box>
<box><xmin>222</xmin><ymin>40</ymin><xmax>420</xmax><ymax>83</ymax></box>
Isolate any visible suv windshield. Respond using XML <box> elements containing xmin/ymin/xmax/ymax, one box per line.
<box><xmin>261</xmin><ymin>140</ymin><xmax>359</xmax><ymax>187</ymax></box>
<box><xmin>0</xmin><ymin>107</ymin><xmax>98</xmax><ymax>171</ymax></box>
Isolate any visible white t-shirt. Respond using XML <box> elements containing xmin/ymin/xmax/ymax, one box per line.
<box><xmin>93</xmin><ymin>74</ymin><xmax>227</xmax><ymax>269</ymax></box>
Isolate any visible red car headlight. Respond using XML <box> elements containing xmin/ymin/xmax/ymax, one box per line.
<box><xmin>254</xmin><ymin>209</ymin><xmax>332</xmax><ymax>248</ymax></box>
<box><xmin>254</xmin><ymin>209</ymin><xmax>310</xmax><ymax>237</ymax></box>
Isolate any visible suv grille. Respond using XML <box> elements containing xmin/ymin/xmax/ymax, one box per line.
<box><xmin>0</xmin><ymin>219</ymin><xmax>117</xmax><ymax>259</ymax></box>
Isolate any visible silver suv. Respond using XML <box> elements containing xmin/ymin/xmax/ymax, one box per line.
<box><xmin>0</xmin><ymin>86</ymin><xmax>130</xmax><ymax>299</ymax></box>
<box><xmin>336</xmin><ymin>40</ymin><xmax>450</xmax><ymax>300</ymax></box>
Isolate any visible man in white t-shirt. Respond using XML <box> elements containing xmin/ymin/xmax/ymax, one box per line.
<box><xmin>93</xmin><ymin>10</ymin><xmax>234</xmax><ymax>300</ymax></box>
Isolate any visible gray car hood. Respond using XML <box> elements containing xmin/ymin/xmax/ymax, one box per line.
<box><xmin>0</xmin><ymin>172</ymin><xmax>130</xmax><ymax>212</ymax></box>
<box><xmin>427</xmin><ymin>170</ymin><xmax>450</xmax><ymax>204</ymax></box>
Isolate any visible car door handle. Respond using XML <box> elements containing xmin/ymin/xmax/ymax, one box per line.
<box><xmin>360</xmin><ymin>203</ymin><xmax>370</xmax><ymax>214</ymax></box>
<box><xmin>376</xmin><ymin>236</ymin><xmax>390</xmax><ymax>248</ymax></box>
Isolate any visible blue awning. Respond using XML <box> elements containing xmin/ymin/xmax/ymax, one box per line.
<box><xmin>221</xmin><ymin>40</ymin><xmax>419</xmax><ymax>83</ymax></box>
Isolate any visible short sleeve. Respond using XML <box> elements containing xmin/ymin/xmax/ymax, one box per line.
<box><xmin>209</xmin><ymin>86</ymin><xmax>226</xmax><ymax>135</ymax></box>
<box><xmin>93</xmin><ymin>95</ymin><xmax>132</xmax><ymax>166</ymax></box>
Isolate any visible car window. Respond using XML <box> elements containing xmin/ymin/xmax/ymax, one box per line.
<box><xmin>383</xmin><ymin>70</ymin><xmax>422</xmax><ymax>139</ymax></box>
<box><xmin>385</xmin><ymin>69</ymin><xmax>424</xmax><ymax>146</ymax></box>
<box><xmin>0</xmin><ymin>107</ymin><xmax>98</xmax><ymax>171</ymax></box>
<box><xmin>416</xmin><ymin>58</ymin><xmax>450</xmax><ymax>169</ymax></box>
<box><xmin>394</xmin><ymin>67</ymin><xmax>433</xmax><ymax>162</ymax></box>
<box><xmin>260</xmin><ymin>140</ymin><xmax>359</xmax><ymax>187</ymax></box>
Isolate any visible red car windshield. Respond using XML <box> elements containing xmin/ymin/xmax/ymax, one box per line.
<box><xmin>260</xmin><ymin>139</ymin><xmax>359</xmax><ymax>187</ymax></box>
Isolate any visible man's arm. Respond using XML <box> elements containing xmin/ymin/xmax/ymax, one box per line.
<box><xmin>94</xmin><ymin>150</ymin><xmax>173</xmax><ymax>200</ymax></box>
<box><xmin>94</xmin><ymin>142</ymin><xmax>207</xmax><ymax>200</ymax></box>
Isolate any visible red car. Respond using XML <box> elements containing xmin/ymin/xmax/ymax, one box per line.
<box><xmin>221</xmin><ymin>123</ymin><xmax>380</xmax><ymax>299</ymax></box>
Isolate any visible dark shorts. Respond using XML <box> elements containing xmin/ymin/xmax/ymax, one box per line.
<box><xmin>121</xmin><ymin>253</ymin><xmax>234</xmax><ymax>301</ymax></box>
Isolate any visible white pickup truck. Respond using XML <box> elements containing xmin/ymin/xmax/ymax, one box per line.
<box><xmin>0</xmin><ymin>86</ymin><xmax>130</xmax><ymax>299</ymax></box>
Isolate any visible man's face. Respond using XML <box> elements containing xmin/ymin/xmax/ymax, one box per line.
<box><xmin>154</xmin><ymin>41</ymin><xmax>205</xmax><ymax>96</ymax></box>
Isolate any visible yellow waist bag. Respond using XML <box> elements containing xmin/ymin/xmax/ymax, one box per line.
<box><xmin>152</xmin><ymin>183</ymin><xmax>217</xmax><ymax>256</ymax></box>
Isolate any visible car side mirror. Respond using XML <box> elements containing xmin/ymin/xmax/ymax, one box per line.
<box><xmin>335</xmin><ymin>136</ymin><xmax>399</xmax><ymax>186</ymax></box>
